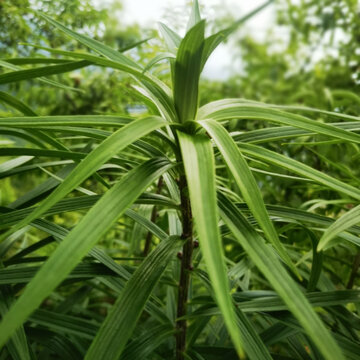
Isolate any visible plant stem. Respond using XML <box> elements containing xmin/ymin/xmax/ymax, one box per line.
<box><xmin>176</xmin><ymin>174</ymin><xmax>193</xmax><ymax>360</ymax></box>
<box><xmin>143</xmin><ymin>176</ymin><xmax>163</xmax><ymax>256</ymax></box>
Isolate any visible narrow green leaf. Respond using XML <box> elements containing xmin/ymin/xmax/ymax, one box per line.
<box><xmin>0</xmin><ymin>59</ymin><xmax>81</xmax><ymax>92</ymax></box>
<box><xmin>85</xmin><ymin>235</ymin><xmax>181</xmax><ymax>359</ymax></box>
<box><xmin>29</xmin><ymin>309</ymin><xmax>99</xmax><ymax>339</ymax></box>
<box><xmin>0</xmin><ymin>60</ymin><xmax>90</xmax><ymax>85</ymax></box>
<box><xmin>318</xmin><ymin>205</ymin><xmax>360</xmax><ymax>251</ymax></box>
<box><xmin>3</xmin><ymin>57</ymin><xmax>71</xmax><ymax>65</ymax></box>
<box><xmin>187</xmin><ymin>0</ymin><xmax>201</xmax><ymax>31</ymax></box>
<box><xmin>178</xmin><ymin>131</ymin><xmax>244</xmax><ymax>358</ymax></box>
<box><xmin>306</xmin><ymin>230</ymin><xmax>323</xmax><ymax>292</ymax></box>
<box><xmin>37</xmin><ymin>12</ymin><xmax>141</xmax><ymax>69</ymax></box>
<box><xmin>158</xmin><ymin>22</ymin><xmax>181</xmax><ymax>53</ymax></box>
<box><xmin>20</xmin><ymin>43</ymin><xmax>177</xmax><ymax>122</ymax></box>
<box><xmin>236</xmin><ymin>143</ymin><xmax>360</xmax><ymax>200</ymax></box>
<box><xmin>188</xmin><ymin>290</ymin><xmax>360</xmax><ymax>314</ymax></box>
<box><xmin>200</xmin><ymin>119</ymin><xmax>299</xmax><ymax>277</ymax></box>
<box><xmin>0</xmin><ymin>114</ymin><xmax>131</xmax><ymax>128</ymax></box>
<box><xmin>120</xmin><ymin>37</ymin><xmax>152</xmax><ymax>52</ymax></box>
<box><xmin>174</xmin><ymin>21</ymin><xmax>205</xmax><ymax>123</ymax></box>
<box><xmin>0</xmin><ymin>288</ymin><xmax>31</xmax><ymax>360</ymax></box>
<box><xmin>0</xmin><ymin>91</ymin><xmax>69</xmax><ymax>151</ymax></box>
<box><xmin>0</xmin><ymin>156</ymin><xmax>33</xmax><ymax>174</ymax></box>
<box><xmin>0</xmin><ymin>128</ymin><xmax>45</xmax><ymax>148</ymax></box>
<box><xmin>0</xmin><ymin>116</ymin><xmax>167</xmax><ymax>242</ymax></box>
<box><xmin>0</xmin><ymin>91</ymin><xmax>37</xmax><ymax>116</ymax></box>
<box><xmin>143</xmin><ymin>52</ymin><xmax>176</xmax><ymax>73</ymax></box>
<box><xmin>198</xmin><ymin>100</ymin><xmax>360</xmax><ymax>144</ymax></box>
<box><xmin>121</xmin><ymin>324</ymin><xmax>174</xmax><ymax>360</ymax></box>
<box><xmin>235</xmin><ymin>308</ymin><xmax>272</xmax><ymax>360</ymax></box>
<box><xmin>0</xmin><ymin>194</ymin><xmax>177</xmax><ymax>229</ymax></box>
<box><xmin>232</xmin><ymin>121</ymin><xmax>360</xmax><ymax>144</ymax></box>
<box><xmin>218</xmin><ymin>193</ymin><xmax>345</xmax><ymax>360</ymax></box>
<box><xmin>0</xmin><ymin>157</ymin><xmax>172</xmax><ymax>347</ymax></box>
<box><xmin>0</xmin><ymin>263</ymin><xmax>117</xmax><ymax>284</ymax></box>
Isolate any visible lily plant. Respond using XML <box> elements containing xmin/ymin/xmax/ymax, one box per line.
<box><xmin>0</xmin><ymin>1</ymin><xmax>360</xmax><ymax>359</ymax></box>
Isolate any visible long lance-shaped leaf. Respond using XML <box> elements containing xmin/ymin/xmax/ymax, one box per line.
<box><xmin>142</xmin><ymin>52</ymin><xmax>176</xmax><ymax>73</ymax></box>
<box><xmin>158</xmin><ymin>22</ymin><xmax>181</xmax><ymax>54</ymax></box>
<box><xmin>218</xmin><ymin>193</ymin><xmax>345</xmax><ymax>360</ymax></box>
<box><xmin>242</xmin><ymin>97</ymin><xmax>360</xmax><ymax>122</ymax></box>
<box><xmin>306</xmin><ymin>230</ymin><xmax>323</xmax><ymax>292</ymax></box>
<box><xmin>222</xmin><ymin>97</ymin><xmax>360</xmax><ymax>122</ymax></box>
<box><xmin>0</xmin><ymin>60</ymin><xmax>90</xmax><ymax>85</ymax></box>
<box><xmin>0</xmin><ymin>91</ymin><xmax>37</xmax><ymax>116</ymax></box>
<box><xmin>0</xmin><ymin>59</ymin><xmax>81</xmax><ymax>92</ymax></box>
<box><xmin>232</xmin><ymin>202</ymin><xmax>360</xmax><ymax>241</ymax></box>
<box><xmin>200</xmin><ymin>119</ymin><xmax>299</xmax><ymax>277</ymax></box>
<box><xmin>3</xmin><ymin>58</ymin><xmax>71</xmax><ymax>65</ymax></box>
<box><xmin>0</xmin><ymin>91</ymin><xmax>69</xmax><ymax>151</ymax></box>
<box><xmin>235</xmin><ymin>308</ymin><xmax>272</xmax><ymax>360</ymax></box>
<box><xmin>0</xmin><ymin>157</ymin><xmax>172</xmax><ymax>347</ymax></box>
<box><xmin>0</xmin><ymin>115</ymin><xmax>131</xmax><ymax>128</ymax></box>
<box><xmin>318</xmin><ymin>205</ymin><xmax>360</xmax><ymax>251</ymax></box>
<box><xmin>197</xmin><ymin>100</ymin><xmax>360</xmax><ymax>144</ymax></box>
<box><xmin>37</xmin><ymin>12</ymin><xmax>141</xmax><ymax>69</ymax></box>
<box><xmin>0</xmin><ymin>288</ymin><xmax>31</xmax><ymax>360</ymax></box>
<box><xmin>233</xmin><ymin>121</ymin><xmax>360</xmax><ymax>144</ymax></box>
<box><xmin>0</xmin><ymin>128</ymin><xmax>45</xmax><ymax>148</ymax></box>
<box><xmin>22</xmin><ymin>43</ymin><xmax>177</xmax><ymax>122</ymax></box>
<box><xmin>85</xmin><ymin>235</ymin><xmax>182</xmax><ymax>359</ymax></box>
<box><xmin>34</xmin><ymin>14</ymin><xmax>177</xmax><ymax>121</ymax></box>
<box><xmin>186</xmin><ymin>0</ymin><xmax>201</xmax><ymax>31</ymax></box>
<box><xmin>236</xmin><ymin>143</ymin><xmax>360</xmax><ymax>200</ymax></box>
<box><xmin>0</xmin><ymin>116</ymin><xmax>166</xmax><ymax>243</ymax></box>
<box><xmin>187</xmin><ymin>290</ymin><xmax>360</xmax><ymax>315</ymax></box>
<box><xmin>0</xmin><ymin>194</ymin><xmax>176</xmax><ymax>229</ymax></box>
<box><xmin>0</xmin><ymin>148</ymin><xmax>85</xmax><ymax>160</ymax></box>
<box><xmin>0</xmin><ymin>156</ymin><xmax>33</xmax><ymax>175</ymax></box>
<box><xmin>121</xmin><ymin>324</ymin><xmax>175</xmax><ymax>360</ymax></box>
<box><xmin>174</xmin><ymin>21</ymin><xmax>205</xmax><ymax>123</ymax></box>
<box><xmin>177</xmin><ymin>131</ymin><xmax>244</xmax><ymax>358</ymax></box>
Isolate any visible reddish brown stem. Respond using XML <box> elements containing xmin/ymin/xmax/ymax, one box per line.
<box><xmin>176</xmin><ymin>174</ymin><xmax>193</xmax><ymax>360</ymax></box>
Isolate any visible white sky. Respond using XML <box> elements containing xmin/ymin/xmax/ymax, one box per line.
<box><xmin>119</xmin><ymin>0</ymin><xmax>275</xmax><ymax>79</ymax></box>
